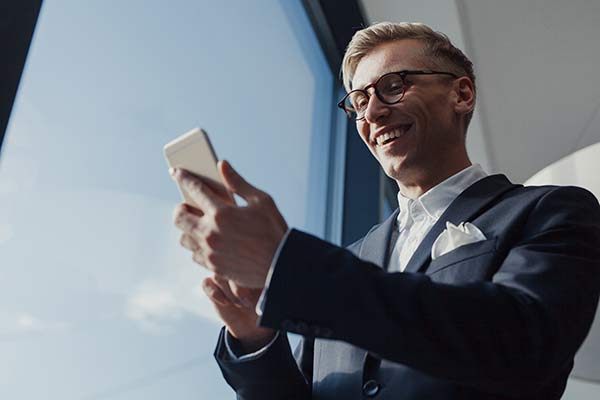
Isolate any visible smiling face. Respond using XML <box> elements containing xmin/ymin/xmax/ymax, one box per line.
<box><xmin>351</xmin><ymin>39</ymin><xmax>474</xmax><ymax>193</ymax></box>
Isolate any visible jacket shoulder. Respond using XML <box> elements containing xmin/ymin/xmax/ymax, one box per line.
<box><xmin>510</xmin><ymin>183</ymin><xmax>599</xmax><ymax>207</ymax></box>
<box><xmin>345</xmin><ymin>208</ymin><xmax>399</xmax><ymax>256</ymax></box>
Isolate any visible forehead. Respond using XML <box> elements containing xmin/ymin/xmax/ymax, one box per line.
<box><xmin>352</xmin><ymin>39</ymin><xmax>426</xmax><ymax>90</ymax></box>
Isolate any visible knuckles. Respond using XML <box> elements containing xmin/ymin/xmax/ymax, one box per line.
<box><xmin>175</xmin><ymin>206</ymin><xmax>231</xmax><ymax>253</ymax></box>
<box><xmin>194</xmin><ymin>250</ymin><xmax>221</xmax><ymax>274</ymax></box>
<box><xmin>179</xmin><ymin>233</ymin><xmax>188</xmax><ymax>247</ymax></box>
<box><xmin>254</xmin><ymin>191</ymin><xmax>278</xmax><ymax>214</ymax></box>
<box><xmin>192</xmin><ymin>250</ymin><xmax>205</xmax><ymax>265</ymax></box>
<box><xmin>253</xmin><ymin>190</ymin><xmax>272</xmax><ymax>205</ymax></box>
<box><xmin>173</xmin><ymin>205</ymin><xmax>203</xmax><ymax>233</ymax></box>
<box><xmin>180</xmin><ymin>234</ymin><xmax>199</xmax><ymax>251</ymax></box>
<box><xmin>172</xmin><ymin>204</ymin><xmax>188</xmax><ymax>224</ymax></box>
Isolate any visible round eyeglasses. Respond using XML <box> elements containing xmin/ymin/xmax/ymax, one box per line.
<box><xmin>337</xmin><ymin>69</ymin><xmax>458</xmax><ymax>120</ymax></box>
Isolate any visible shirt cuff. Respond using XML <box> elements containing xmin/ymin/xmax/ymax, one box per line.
<box><xmin>223</xmin><ymin>329</ymin><xmax>280</xmax><ymax>361</ymax></box>
<box><xmin>255</xmin><ymin>228</ymin><xmax>292</xmax><ymax>316</ymax></box>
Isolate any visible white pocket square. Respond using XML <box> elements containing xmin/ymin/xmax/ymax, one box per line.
<box><xmin>431</xmin><ymin>222</ymin><xmax>486</xmax><ymax>260</ymax></box>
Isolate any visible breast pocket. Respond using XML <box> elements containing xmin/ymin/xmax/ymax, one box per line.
<box><xmin>426</xmin><ymin>237</ymin><xmax>498</xmax><ymax>284</ymax></box>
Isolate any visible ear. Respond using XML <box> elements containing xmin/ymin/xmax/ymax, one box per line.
<box><xmin>452</xmin><ymin>76</ymin><xmax>475</xmax><ymax>116</ymax></box>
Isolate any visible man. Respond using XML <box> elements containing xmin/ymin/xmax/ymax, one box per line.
<box><xmin>171</xmin><ymin>22</ymin><xmax>600</xmax><ymax>399</ymax></box>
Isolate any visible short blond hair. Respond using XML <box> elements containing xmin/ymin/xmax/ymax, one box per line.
<box><xmin>341</xmin><ymin>22</ymin><xmax>476</xmax><ymax>126</ymax></box>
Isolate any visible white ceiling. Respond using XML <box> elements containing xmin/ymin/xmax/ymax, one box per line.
<box><xmin>360</xmin><ymin>0</ymin><xmax>600</xmax><ymax>183</ymax></box>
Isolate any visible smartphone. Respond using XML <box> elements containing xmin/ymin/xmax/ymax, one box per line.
<box><xmin>163</xmin><ymin>127</ymin><xmax>232</xmax><ymax>208</ymax></box>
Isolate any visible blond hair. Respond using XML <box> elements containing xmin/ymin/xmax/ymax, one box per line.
<box><xmin>341</xmin><ymin>22</ymin><xmax>476</xmax><ymax>126</ymax></box>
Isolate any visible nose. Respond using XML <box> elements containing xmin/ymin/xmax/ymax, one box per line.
<box><xmin>362</xmin><ymin>93</ymin><xmax>391</xmax><ymax>123</ymax></box>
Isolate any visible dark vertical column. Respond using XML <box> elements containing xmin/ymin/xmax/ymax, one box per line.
<box><xmin>302</xmin><ymin>0</ymin><xmax>382</xmax><ymax>246</ymax></box>
<box><xmin>0</xmin><ymin>0</ymin><xmax>43</xmax><ymax>154</ymax></box>
<box><xmin>341</xmin><ymin>121</ymin><xmax>381</xmax><ymax>245</ymax></box>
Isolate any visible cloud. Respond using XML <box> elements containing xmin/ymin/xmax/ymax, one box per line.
<box><xmin>0</xmin><ymin>311</ymin><xmax>69</xmax><ymax>337</ymax></box>
<box><xmin>0</xmin><ymin>187</ymin><xmax>224</xmax><ymax>336</ymax></box>
<box><xmin>125</xmin><ymin>261</ymin><xmax>222</xmax><ymax>335</ymax></box>
<box><xmin>122</xmin><ymin>196</ymin><xmax>225</xmax><ymax>334</ymax></box>
<box><xmin>126</xmin><ymin>281</ymin><xmax>184</xmax><ymax>334</ymax></box>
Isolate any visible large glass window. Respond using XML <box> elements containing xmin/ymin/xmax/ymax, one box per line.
<box><xmin>0</xmin><ymin>0</ymin><xmax>333</xmax><ymax>398</ymax></box>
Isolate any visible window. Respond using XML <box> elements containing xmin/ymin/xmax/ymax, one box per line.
<box><xmin>0</xmin><ymin>1</ymin><xmax>333</xmax><ymax>397</ymax></box>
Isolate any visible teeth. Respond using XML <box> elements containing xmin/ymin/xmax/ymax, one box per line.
<box><xmin>375</xmin><ymin>126</ymin><xmax>411</xmax><ymax>146</ymax></box>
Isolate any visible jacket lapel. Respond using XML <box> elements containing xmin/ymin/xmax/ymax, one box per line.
<box><xmin>358</xmin><ymin>208</ymin><xmax>400</xmax><ymax>269</ymax></box>
<box><xmin>402</xmin><ymin>174</ymin><xmax>519</xmax><ymax>274</ymax></box>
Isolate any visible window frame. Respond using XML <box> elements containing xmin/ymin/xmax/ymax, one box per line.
<box><xmin>0</xmin><ymin>0</ymin><xmax>43</xmax><ymax>154</ymax></box>
<box><xmin>302</xmin><ymin>0</ymin><xmax>387</xmax><ymax>246</ymax></box>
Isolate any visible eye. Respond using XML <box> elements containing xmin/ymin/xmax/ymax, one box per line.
<box><xmin>350</xmin><ymin>92</ymin><xmax>369</xmax><ymax>111</ymax></box>
<box><xmin>382</xmin><ymin>80</ymin><xmax>403</xmax><ymax>94</ymax></box>
<box><xmin>355</xmin><ymin>97</ymin><xmax>369</xmax><ymax>110</ymax></box>
<box><xmin>379</xmin><ymin>74</ymin><xmax>404</xmax><ymax>95</ymax></box>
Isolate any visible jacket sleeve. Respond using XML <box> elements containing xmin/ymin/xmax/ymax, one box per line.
<box><xmin>214</xmin><ymin>327</ymin><xmax>313</xmax><ymax>400</ymax></box>
<box><xmin>211</xmin><ymin>236</ymin><xmax>367</xmax><ymax>399</ymax></box>
<box><xmin>258</xmin><ymin>186</ymin><xmax>600</xmax><ymax>396</ymax></box>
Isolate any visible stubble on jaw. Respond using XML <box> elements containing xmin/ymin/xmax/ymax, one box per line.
<box><xmin>382</xmin><ymin>141</ymin><xmax>471</xmax><ymax>199</ymax></box>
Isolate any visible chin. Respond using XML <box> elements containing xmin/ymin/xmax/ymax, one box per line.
<box><xmin>383</xmin><ymin>158</ymin><xmax>420</xmax><ymax>184</ymax></box>
<box><xmin>382</xmin><ymin>162</ymin><xmax>403</xmax><ymax>181</ymax></box>
<box><xmin>376</xmin><ymin>147</ymin><xmax>413</xmax><ymax>177</ymax></box>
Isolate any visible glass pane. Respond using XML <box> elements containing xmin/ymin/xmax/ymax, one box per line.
<box><xmin>0</xmin><ymin>0</ymin><xmax>332</xmax><ymax>398</ymax></box>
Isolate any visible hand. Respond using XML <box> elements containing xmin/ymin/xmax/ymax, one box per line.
<box><xmin>172</xmin><ymin>160</ymin><xmax>288</xmax><ymax>288</ymax></box>
<box><xmin>202</xmin><ymin>274</ymin><xmax>275</xmax><ymax>353</ymax></box>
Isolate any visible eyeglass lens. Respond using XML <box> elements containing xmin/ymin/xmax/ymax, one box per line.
<box><xmin>344</xmin><ymin>73</ymin><xmax>405</xmax><ymax>119</ymax></box>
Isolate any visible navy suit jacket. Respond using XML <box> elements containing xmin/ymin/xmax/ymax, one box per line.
<box><xmin>214</xmin><ymin>174</ymin><xmax>600</xmax><ymax>399</ymax></box>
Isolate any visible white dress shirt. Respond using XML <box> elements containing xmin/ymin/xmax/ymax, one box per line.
<box><xmin>390</xmin><ymin>164</ymin><xmax>488</xmax><ymax>272</ymax></box>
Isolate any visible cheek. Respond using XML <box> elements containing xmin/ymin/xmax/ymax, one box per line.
<box><xmin>409</xmin><ymin>92</ymin><xmax>447</xmax><ymax>122</ymax></box>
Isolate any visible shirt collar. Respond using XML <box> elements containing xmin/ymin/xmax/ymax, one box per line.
<box><xmin>396</xmin><ymin>164</ymin><xmax>488</xmax><ymax>228</ymax></box>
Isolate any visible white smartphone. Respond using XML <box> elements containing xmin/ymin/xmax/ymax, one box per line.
<box><xmin>163</xmin><ymin>127</ymin><xmax>231</xmax><ymax>208</ymax></box>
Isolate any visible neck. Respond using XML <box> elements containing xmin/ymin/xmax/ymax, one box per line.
<box><xmin>396</xmin><ymin>156</ymin><xmax>472</xmax><ymax>199</ymax></box>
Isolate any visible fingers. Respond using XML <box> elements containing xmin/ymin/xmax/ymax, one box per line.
<box><xmin>173</xmin><ymin>204</ymin><xmax>203</xmax><ymax>236</ymax></box>
<box><xmin>180</xmin><ymin>233</ymin><xmax>206</xmax><ymax>266</ymax></box>
<box><xmin>219</xmin><ymin>160</ymin><xmax>265</xmax><ymax>204</ymax></box>
<box><xmin>229</xmin><ymin>281</ymin><xmax>261</xmax><ymax>308</ymax></box>
<box><xmin>172</xmin><ymin>168</ymin><xmax>223</xmax><ymax>213</ymax></box>
<box><xmin>202</xmin><ymin>276</ymin><xmax>231</xmax><ymax>306</ymax></box>
<box><xmin>213</xmin><ymin>275</ymin><xmax>244</xmax><ymax>307</ymax></box>
<box><xmin>206</xmin><ymin>275</ymin><xmax>257</xmax><ymax>309</ymax></box>
<box><xmin>192</xmin><ymin>250</ymin><xmax>207</xmax><ymax>267</ymax></box>
<box><xmin>180</xmin><ymin>233</ymin><xmax>200</xmax><ymax>252</ymax></box>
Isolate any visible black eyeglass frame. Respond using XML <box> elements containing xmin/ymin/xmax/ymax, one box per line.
<box><xmin>337</xmin><ymin>69</ymin><xmax>459</xmax><ymax>120</ymax></box>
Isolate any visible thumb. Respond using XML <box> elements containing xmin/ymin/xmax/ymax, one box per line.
<box><xmin>219</xmin><ymin>160</ymin><xmax>261</xmax><ymax>202</ymax></box>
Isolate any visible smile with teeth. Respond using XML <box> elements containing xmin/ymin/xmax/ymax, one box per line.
<box><xmin>375</xmin><ymin>125</ymin><xmax>412</xmax><ymax>146</ymax></box>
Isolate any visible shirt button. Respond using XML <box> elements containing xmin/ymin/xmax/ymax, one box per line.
<box><xmin>362</xmin><ymin>380</ymin><xmax>380</xmax><ymax>397</ymax></box>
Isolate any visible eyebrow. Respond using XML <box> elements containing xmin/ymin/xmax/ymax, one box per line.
<box><xmin>352</xmin><ymin>77</ymin><xmax>376</xmax><ymax>91</ymax></box>
<box><xmin>352</xmin><ymin>69</ymin><xmax>401</xmax><ymax>91</ymax></box>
